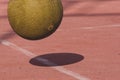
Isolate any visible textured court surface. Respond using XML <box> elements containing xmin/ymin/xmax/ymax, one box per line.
<box><xmin>0</xmin><ymin>0</ymin><xmax>120</xmax><ymax>80</ymax></box>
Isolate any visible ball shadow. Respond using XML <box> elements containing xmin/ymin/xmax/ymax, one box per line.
<box><xmin>29</xmin><ymin>53</ymin><xmax>84</xmax><ymax>67</ymax></box>
<box><xmin>0</xmin><ymin>31</ymin><xmax>15</xmax><ymax>40</ymax></box>
<box><xmin>0</xmin><ymin>15</ymin><xmax>7</xmax><ymax>19</ymax></box>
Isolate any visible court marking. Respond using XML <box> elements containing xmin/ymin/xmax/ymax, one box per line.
<box><xmin>80</xmin><ymin>24</ymin><xmax>120</xmax><ymax>30</ymax></box>
<box><xmin>57</xmin><ymin>24</ymin><xmax>120</xmax><ymax>32</ymax></box>
<box><xmin>0</xmin><ymin>40</ymin><xmax>90</xmax><ymax>80</ymax></box>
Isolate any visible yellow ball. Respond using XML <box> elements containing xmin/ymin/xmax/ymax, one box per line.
<box><xmin>8</xmin><ymin>0</ymin><xmax>63</xmax><ymax>40</ymax></box>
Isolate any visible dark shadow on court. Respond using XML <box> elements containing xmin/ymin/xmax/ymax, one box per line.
<box><xmin>0</xmin><ymin>31</ymin><xmax>16</xmax><ymax>42</ymax></box>
<box><xmin>62</xmin><ymin>0</ymin><xmax>120</xmax><ymax>17</ymax></box>
<box><xmin>0</xmin><ymin>1</ymin><xmax>8</xmax><ymax>4</ymax></box>
<box><xmin>62</xmin><ymin>0</ymin><xmax>119</xmax><ymax>3</ymax></box>
<box><xmin>0</xmin><ymin>16</ymin><xmax>7</xmax><ymax>19</ymax></box>
<box><xmin>64</xmin><ymin>13</ymin><xmax>120</xmax><ymax>17</ymax></box>
<box><xmin>29</xmin><ymin>53</ymin><xmax>84</xmax><ymax>67</ymax></box>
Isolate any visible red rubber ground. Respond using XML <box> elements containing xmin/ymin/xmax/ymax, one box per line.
<box><xmin>0</xmin><ymin>0</ymin><xmax>120</xmax><ymax>80</ymax></box>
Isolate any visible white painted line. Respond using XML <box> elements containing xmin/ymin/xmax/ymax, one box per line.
<box><xmin>80</xmin><ymin>24</ymin><xmax>120</xmax><ymax>30</ymax></box>
<box><xmin>0</xmin><ymin>40</ymin><xmax>90</xmax><ymax>80</ymax></box>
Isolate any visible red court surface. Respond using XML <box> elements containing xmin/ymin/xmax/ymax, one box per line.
<box><xmin>0</xmin><ymin>0</ymin><xmax>120</xmax><ymax>80</ymax></box>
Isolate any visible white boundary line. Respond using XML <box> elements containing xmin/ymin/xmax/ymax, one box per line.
<box><xmin>80</xmin><ymin>24</ymin><xmax>120</xmax><ymax>30</ymax></box>
<box><xmin>0</xmin><ymin>40</ymin><xmax>90</xmax><ymax>80</ymax></box>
